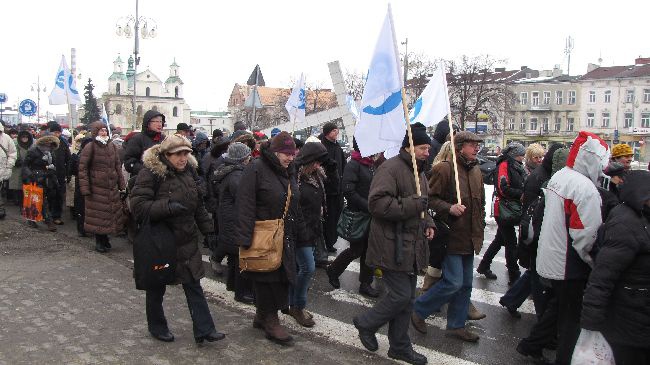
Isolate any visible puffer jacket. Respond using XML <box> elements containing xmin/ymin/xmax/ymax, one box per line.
<box><xmin>8</xmin><ymin>131</ymin><xmax>32</xmax><ymax>190</ymax></box>
<box><xmin>537</xmin><ymin>132</ymin><xmax>609</xmax><ymax>281</ymax></box>
<box><xmin>0</xmin><ymin>132</ymin><xmax>17</xmax><ymax>181</ymax></box>
<box><xmin>493</xmin><ymin>154</ymin><xmax>526</xmax><ymax>219</ymax></box>
<box><xmin>123</xmin><ymin>110</ymin><xmax>166</xmax><ymax>175</ymax></box>
<box><xmin>342</xmin><ymin>152</ymin><xmax>375</xmax><ymax>213</ymax></box>
<box><xmin>22</xmin><ymin>135</ymin><xmax>60</xmax><ymax>190</ymax></box>
<box><xmin>581</xmin><ymin>170</ymin><xmax>650</xmax><ymax>347</ymax></box>
<box><xmin>365</xmin><ymin>149</ymin><xmax>434</xmax><ymax>273</ymax></box>
<box><xmin>214</xmin><ymin>160</ymin><xmax>245</xmax><ymax>255</ymax></box>
<box><xmin>236</xmin><ymin>144</ymin><xmax>307</xmax><ymax>285</ymax></box>
<box><xmin>78</xmin><ymin>138</ymin><xmax>126</xmax><ymax>235</ymax></box>
<box><xmin>129</xmin><ymin>144</ymin><xmax>213</xmax><ymax>284</ymax></box>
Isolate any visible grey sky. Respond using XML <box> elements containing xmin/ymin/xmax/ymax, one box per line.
<box><xmin>1</xmin><ymin>0</ymin><xmax>646</xmax><ymax>118</ymax></box>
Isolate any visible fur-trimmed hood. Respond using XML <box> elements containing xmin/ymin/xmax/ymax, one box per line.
<box><xmin>142</xmin><ymin>144</ymin><xmax>198</xmax><ymax>178</ymax></box>
<box><xmin>35</xmin><ymin>135</ymin><xmax>60</xmax><ymax>149</ymax></box>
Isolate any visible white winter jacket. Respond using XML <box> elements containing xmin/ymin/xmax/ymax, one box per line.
<box><xmin>0</xmin><ymin>132</ymin><xmax>17</xmax><ymax>181</ymax></box>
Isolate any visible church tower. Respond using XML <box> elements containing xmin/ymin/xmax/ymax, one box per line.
<box><xmin>108</xmin><ymin>54</ymin><xmax>127</xmax><ymax>95</ymax></box>
<box><xmin>125</xmin><ymin>54</ymin><xmax>136</xmax><ymax>91</ymax></box>
<box><xmin>165</xmin><ymin>58</ymin><xmax>184</xmax><ymax>98</ymax></box>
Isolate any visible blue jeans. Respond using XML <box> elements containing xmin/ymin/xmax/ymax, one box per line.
<box><xmin>414</xmin><ymin>254</ymin><xmax>473</xmax><ymax>329</ymax></box>
<box><xmin>500</xmin><ymin>269</ymin><xmax>551</xmax><ymax>317</ymax></box>
<box><xmin>289</xmin><ymin>246</ymin><xmax>315</xmax><ymax>309</ymax></box>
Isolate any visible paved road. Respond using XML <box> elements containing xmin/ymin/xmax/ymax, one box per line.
<box><xmin>0</xmin><ymin>191</ymin><xmax>553</xmax><ymax>364</ymax></box>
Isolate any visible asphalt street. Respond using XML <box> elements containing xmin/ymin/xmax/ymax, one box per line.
<box><xmin>0</xmin><ymin>184</ymin><xmax>553</xmax><ymax>364</ymax></box>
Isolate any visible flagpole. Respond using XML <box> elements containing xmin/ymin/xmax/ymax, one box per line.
<box><xmin>441</xmin><ymin>61</ymin><xmax>462</xmax><ymax>204</ymax></box>
<box><xmin>290</xmin><ymin>108</ymin><xmax>298</xmax><ymax>137</ymax></box>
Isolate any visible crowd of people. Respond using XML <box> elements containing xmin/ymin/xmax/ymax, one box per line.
<box><xmin>0</xmin><ymin>112</ymin><xmax>649</xmax><ymax>365</ymax></box>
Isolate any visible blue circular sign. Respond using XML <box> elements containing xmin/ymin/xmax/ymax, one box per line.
<box><xmin>19</xmin><ymin>99</ymin><xmax>37</xmax><ymax>117</ymax></box>
<box><xmin>0</xmin><ymin>93</ymin><xmax>7</xmax><ymax>103</ymax></box>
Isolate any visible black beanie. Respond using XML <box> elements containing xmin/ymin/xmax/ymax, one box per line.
<box><xmin>49</xmin><ymin>122</ymin><xmax>62</xmax><ymax>133</ymax></box>
<box><xmin>322</xmin><ymin>122</ymin><xmax>338</xmax><ymax>136</ymax></box>
<box><xmin>402</xmin><ymin>122</ymin><xmax>431</xmax><ymax>148</ymax></box>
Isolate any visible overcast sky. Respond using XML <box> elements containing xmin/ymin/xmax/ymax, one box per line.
<box><xmin>1</xmin><ymin>0</ymin><xmax>647</xmax><ymax>117</ymax></box>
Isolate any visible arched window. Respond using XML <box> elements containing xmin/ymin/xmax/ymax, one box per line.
<box><xmin>137</xmin><ymin>105</ymin><xmax>143</xmax><ymax>116</ymax></box>
<box><xmin>116</xmin><ymin>83</ymin><xmax>121</xmax><ymax>95</ymax></box>
<box><xmin>152</xmin><ymin>106</ymin><xmax>158</xmax><ymax>112</ymax></box>
<box><xmin>173</xmin><ymin>106</ymin><xmax>178</xmax><ymax>117</ymax></box>
<box><xmin>115</xmin><ymin>104</ymin><xmax>122</xmax><ymax>115</ymax></box>
<box><xmin>174</xmin><ymin>86</ymin><xmax>179</xmax><ymax>98</ymax></box>
<box><xmin>146</xmin><ymin>87</ymin><xmax>151</xmax><ymax>97</ymax></box>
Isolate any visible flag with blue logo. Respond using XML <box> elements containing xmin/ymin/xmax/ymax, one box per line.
<box><xmin>355</xmin><ymin>4</ymin><xmax>405</xmax><ymax>157</ymax></box>
<box><xmin>101</xmin><ymin>103</ymin><xmax>112</xmax><ymax>138</ymax></box>
<box><xmin>409</xmin><ymin>61</ymin><xmax>450</xmax><ymax>128</ymax></box>
<box><xmin>285</xmin><ymin>73</ymin><xmax>306</xmax><ymax>127</ymax></box>
<box><xmin>48</xmin><ymin>55</ymin><xmax>82</xmax><ymax>105</ymax></box>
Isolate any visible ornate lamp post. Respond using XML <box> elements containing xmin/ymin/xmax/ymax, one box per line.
<box><xmin>31</xmin><ymin>76</ymin><xmax>47</xmax><ymax>122</ymax></box>
<box><xmin>116</xmin><ymin>0</ymin><xmax>157</xmax><ymax>131</ymax></box>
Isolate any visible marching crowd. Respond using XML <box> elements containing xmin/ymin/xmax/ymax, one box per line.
<box><xmin>0</xmin><ymin>110</ymin><xmax>649</xmax><ymax>365</ymax></box>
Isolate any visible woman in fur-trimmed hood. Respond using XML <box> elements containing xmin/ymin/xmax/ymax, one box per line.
<box><xmin>129</xmin><ymin>134</ymin><xmax>223</xmax><ymax>344</ymax></box>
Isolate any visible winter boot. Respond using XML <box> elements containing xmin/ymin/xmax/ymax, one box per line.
<box><xmin>253</xmin><ymin>310</ymin><xmax>265</xmax><ymax>330</ymax></box>
<box><xmin>46</xmin><ymin>221</ymin><xmax>57</xmax><ymax>232</ymax></box>
<box><xmin>467</xmin><ymin>302</ymin><xmax>486</xmax><ymax>320</ymax></box>
<box><xmin>264</xmin><ymin>312</ymin><xmax>293</xmax><ymax>345</ymax></box>
<box><xmin>95</xmin><ymin>236</ymin><xmax>107</xmax><ymax>253</ymax></box>
<box><xmin>103</xmin><ymin>235</ymin><xmax>112</xmax><ymax>250</ymax></box>
<box><xmin>287</xmin><ymin>307</ymin><xmax>315</xmax><ymax>327</ymax></box>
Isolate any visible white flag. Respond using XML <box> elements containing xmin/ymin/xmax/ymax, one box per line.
<box><xmin>48</xmin><ymin>55</ymin><xmax>82</xmax><ymax>105</ymax></box>
<box><xmin>101</xmin><ymin>103</ymin><xmax>112</xmax><ymax>138</ymax></box>
<box><xmin>354</xmin><ymin>4</ymin><xmax>405</xmax><ymax>157</ymax></box>
<box><xmin>409</xmin><ymin>61</ymin><xmax>450</xmax><ymax>128</ymax></box>
<box><xmin>285</xmin><ymin>73</ymin><xmax>306</xmax><ymax>125</ymax></box>
<box><xmin>346</xmin><ymin>94</ymin><xmax>360</xmax><ymax>122</ymax></box>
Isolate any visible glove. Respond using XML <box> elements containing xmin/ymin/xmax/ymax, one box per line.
<box><xmin>46</xmin><ymin>164</ymin><xmax>56</xmax><ymax>171</ymax></box>
<box><xmin>410</xmin><ymin>195</ymin><xmax>428</xmax><ymax>213</ymax></box>
<box><xmin>168</xmin><ymin>200</ymin><xmax>188</xmax><ymax>216</ymax></box>
<box><xmin>42</xmin><ymin>155</ymin><xmax>49</xmax><ymax>161</ymax></box>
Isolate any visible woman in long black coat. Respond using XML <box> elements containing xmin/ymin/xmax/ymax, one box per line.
<box><xmin>581</xmin><ymin>170</ymin><xmax>650</xmax><ymax>364</ymax></box>
<box><xmin>236</xmin><ymin>132</ymin><xmax>306</xmax><ymax>346</ymax></box>
<box><xmin>130</xmin><ymin>134</ymin><xmax>224</xmax><ymax>344</ymax></box>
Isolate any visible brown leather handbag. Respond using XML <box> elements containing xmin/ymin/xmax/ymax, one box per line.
<box><xmin>239</xmin><ymin>185</ymin><xmax>291</xmax><ymax>272</ymax></box>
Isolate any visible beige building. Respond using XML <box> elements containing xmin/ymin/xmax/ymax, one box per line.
<box><xmin>102</xmin><ymin>55</ymin><xmax>191</xmax><ymax>133</ymax></box>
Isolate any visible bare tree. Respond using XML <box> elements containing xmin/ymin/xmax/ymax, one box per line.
<box><xmin>343</xmin><ymin>70</ymin><xmax>366</xmax><ymax>101</ymax></box>
<box><xmin>403</xmin><ymin>52</ymin><xmax>438</xmax><ymax>104</ymax></box>
<box><xmin>446</xmin><ymin>55</ymin><xmax>512</xmax><ymax>131</ymax></box>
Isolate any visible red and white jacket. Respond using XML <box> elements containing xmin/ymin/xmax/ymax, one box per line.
<box><xmin>536</xmin><ymin>132</ymin><xmax>610</xmax><ymax>281</ymax></box>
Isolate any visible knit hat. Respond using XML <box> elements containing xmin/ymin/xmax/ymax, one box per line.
<box><xmin>49</xmin><ymin>122</ymin><xmax>62</xmax><ymax>133</ymax></box>
<box><xmin>271</xmin><ymin>128</ymin><xmax>281</xmax><ymax>137</ymax></box>
<box><xmin>176</xmin><ymin>122</ymin><xmax>191</xmax><ymax>132</ymax></box>
<box><xmin>505</xmin><ymin>142</ymin><xmax>526</xmax><ymax>158</ymax></box>
<box><xmin>160</xmin><ymin>134</ymin><xmax>192</xmax><ymax>154</ymax></box>
<box><xmin>225</xmin><ymin>142</ymin><xmax>251</xmax><ymax>163</ymax></box>
<box><xmin>611</xmin><ymin>143</ymin><xmax>633</xmax><ymax>158</ymax></box>
<box><xmin>603</xmin><ymin>162</ymin><xmax>626</xmax><ymax>178</ymax></box>
<box><xmin>270</xmin><ymin>131</ymin><xmax>297</xmax><ymax>155</ymax></box>
<box><xmin>212</xmin><ymin>129</ymin><xmax>223</xmax><ymax>139</ymax></box>
<box><xmin>322</xmin><ymin>122</ymin><xmax>338</xmax><ymax>136</ymax></box>
<box><xmin>89</xmin><ymin>121</ymin><xmax>107</xmax><ymax>137</ymax></box>
<box><xmin>402</xmin><ymin>122</ymin><xmax>431</xmax><ymax>148</ymax></box>
<box><xmin>453</xmin><ymin>131</ymin><xmax>482</xmax><ymax>150</ymax></box>
<box><xmin>233</xmin><ymin>121</ymin><xmax>247</xmax><ymax>131</ymax></box>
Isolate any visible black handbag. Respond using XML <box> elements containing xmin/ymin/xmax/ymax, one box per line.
<box><xmin>336</xmin><ymin>207</ymin><xmax>371</xmax><ymax>241</ymax></box>
<box><xmin>498</xmin><ymin>199</ymin><xmax>522</xmax><ymax>226</ymax></box>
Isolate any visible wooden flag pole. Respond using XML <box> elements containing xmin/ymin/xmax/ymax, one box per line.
<box><xmin>400</xmin><ymin>88</ymin><xmax>424</xmax><ymax>219</ymax></box>
<box><xmin>441</xmin><ymin>60</ymin><xmax>462</xmax><ymax>205</ymax></box>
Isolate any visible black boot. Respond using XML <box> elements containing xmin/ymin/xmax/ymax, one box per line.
<box><xmin>95</xmin><ymin>236</ymin><xmax>107</xmax><ymax>253</ymax></box>
<box><xmin>103</xmin><ymin>235</ymin><xmax>112</xmax><ymax>250</ymax></box>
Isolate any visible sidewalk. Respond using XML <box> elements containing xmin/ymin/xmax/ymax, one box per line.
<box><xmin>0</xmin><ymin>216</ymin><xmax>390</xmax><ymax>365</ymax></box>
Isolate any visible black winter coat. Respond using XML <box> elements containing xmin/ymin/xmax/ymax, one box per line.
<box><xmin>581</xmin><ymin>171</ymin><xmax>650</xmax><ymax>348</ymax></box>
<box><xmin>342</xmin><ymin>158</ymin><xmax>374</xmax><ymax>213</ymax></box>
<box><xmin>52</xmin><ymin>136</ymin><xmax>71</xmax><ymax>183</ymax></box>
<box><xmin>494</xmin><ymin>154</ymin><xmax>526</xmax><ymax>220</ymax></box>
<box><xmin>123</xmin><ymin>110</ymin><xmax>166</xmax><ymax>175</ymax></box>
<box><xmin>521</xmin><ymin>144</ymin><xmax>561</xmax><ymax>212</ymax></box>
<box><xmin>319</xmin><ymin>135</ymin><xmax>346</xmax><ymax>196</ymax></box>
<box><xmin>297</xmin><ymin>170</ymin><xmax>325</xmax><ymax>247</ymax></box>
<box><xmin>214</xmin><ymin>161</ymin><xmax>245</xmax><ymax>255</ymax></box>
<box><xmin>129</xmin><ymin>144</ymin><xmax>213</xmax><ymax>284</ymax></box>
<box><xmin>236</xmin><ymin>145</ymin><xmax>307</xmax><ymax>285</ymax></box>
<box><xmin>22</xmin><ymin>141</ymin><xmax>58</xmax><ymax>191</ymax></box>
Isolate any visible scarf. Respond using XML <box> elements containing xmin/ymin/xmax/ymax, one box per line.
<box><xmin>298</xmin><ymin>165</ymin><xmax>327</xmax><ymax>216</ymax></box>
<box><xmin>95</xmin><ymin>136</ymin><xmax>109</xmax><ymax>145</ymax></box>
<box><xmin>458</xmin><ymin>153</ymin><xmax>478</xmax><ymax>169</ymax></box>
<box><xmin>350</xmin><ymin>151</ymin><xmax>374</xmax><ymax>167</ymax></box>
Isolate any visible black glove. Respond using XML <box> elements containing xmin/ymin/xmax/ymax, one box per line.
<box><xmin>168</xmin><ymin>201</ymin><xmax>188</xmax><ymax>216</ymax></box>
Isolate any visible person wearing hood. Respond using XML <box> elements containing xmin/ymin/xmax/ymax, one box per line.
<box><xmin>236</xmin><ymin>132</ymin><xmax>307</xmax><ymax>346</ymax></box>
<box><xmin>529</xmin><ymin>131</ymin><xmax>609</xmax><ymax>364</ymax></box>
<box><xmin>286</xmin><ymin>141</ymin><xmax>328</xmax><ymax>328</ymax></box>
<box><xmin>354</xmin><ymin>123</ymin><xmax>435</xmax><ymax>365</ymax></box>
<box><xmin>47</xmin><ymin>122</ymin><xmax>71</xmax><ymax>225</ymax></box>
<box><xmin>191</xmin><ymin>131</ymin><xmax>210</xmax><ymax>166</ymax></box>
<box><xmin>78</xmin><ymin>122</ymin><xmax>127</xmax><ymax>253</ymax></box>
<box><xmin>327</xmin><ymin>138</ymin><xmax>380</xmax><ymax>298</ymax></box>
<box><xmin>477</xmin><ymin>142</ymin><xmax>527</xmax><ymax>285</ymax></box>
<box><xmin>0</xmin><ymin>127</ymin><xmax>17</xmax><ymax>219</ymax></box>
<box><xmin>213</xmin><ymin>142</ymin><xmax>254</xmax><ymax>304</ymax></box>
<box><xmin>129</xmin><ymin>134</ymin><xmax>223</xmax><ymax>344</ymax></box>
<box><xmin>8</xmin><ymin>130</ymin><xmax>33</xmax><ymax>208</ymax></box>
<box><xmin>123</xmin><ymin>110</ymin><xmax>166</xmax><ymax>177</ymax></box>
<box><xmin>319</xmin><ymin>122</ymin><xmax>346</xmax><ymax>253</ymax></box>
<box><xmin>580</xmin><ymin>170</ymin><xmax>650</xmax><ymax>365</ymax></box>
<box><xmin>499</xmin><ymin>143</ymin><xmax>563</xmax><ymax>319</ymax></box>
<box><xmin>22</xmin><ymin>134</ymin><xmax>60</xmax><ymax>231</ymax></box>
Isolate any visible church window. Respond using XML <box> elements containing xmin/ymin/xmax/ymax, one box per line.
<box><xmin>146</xmin><ymin>87</ymin><xmax>151</xmax><ymax>97</ymax></box>
<box><xmin>115</xmin><ymin>104</ymin><xmax>122</xmax><ymax>115</ymax></box>
<box><xmin>175</xmin><ymin>86</ymin><xmax>179</xmax><ymax>98</ymax></box>
<box><xmin>116</xmin><ymin>83</ymin><xmax>121</xmax><ymax>95</ymax></box>
<box><xmin>173</xmin><ymin>106</ymin><xmax>178</xmax><ymax>117</ymax></box>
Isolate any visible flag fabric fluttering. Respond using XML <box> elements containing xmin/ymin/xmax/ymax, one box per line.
<box><xmin>354</xmin><ymin>4</ymin><xmax>405</xmax><ymax>157</ymax></box>
<box><xmin>409</xmin><ymin>61</ymin><xmax>450</xmax><ymax>128</ymax></box>
<box><xmin>346</xmin><ymin>94</ymin><xmax>360</xmax><ymax>122</ymax></box>
<box><xmin>285</xmin><ymin>73</ymin><xmax>306</xmax><ymax>127</ymax></box>
<box><xmin>101</xmin><ymin>103</ymin><xmax>112</xmax><ymax>139</ymax></box>
<box><xmin>48</xmin><ymin>55</ymin><xmax>82</xmax><ymax>105</ymax></box>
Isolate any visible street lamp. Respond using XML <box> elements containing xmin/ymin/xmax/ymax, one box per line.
<box><xmin>116</xmin><ymin>0</ymin><xmax>157</xmax><ymax>131</ymax></box>
<box><xmin>31</xmin><ymin>76</ymin><xmax>46</xmax><ymax>122</ymax></box>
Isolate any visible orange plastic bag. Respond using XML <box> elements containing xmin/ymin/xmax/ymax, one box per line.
<box><xmin>22</xmin><ymin>183</ymin><xmax>44</xmax><ymax>222</ymax></box>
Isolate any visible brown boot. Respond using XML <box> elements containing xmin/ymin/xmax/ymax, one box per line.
<box><xmin>264</xmin><ymin>311</ymin><xmax>293</xmax><ymax>345</ymax></box>
<box><xmin>467</xmin><ymin>302</ymin><xmax>486</xmax><ymax>320</ymax></box>
<box><xmin>419</xmin><ymin>274</ymin><xmax>440</xmax><ymax>294</ymax></box>
<box><xmin>46</xmin><ymin>221</ymin><xmax>57</xmax><ymax>232</ymax></box>
<box><xmin>253</xmin><ymin>310</ymin><xmax>265</xmax><ymax>330</ymax></box>
<box><xmin>287</xmin><ymin>307</ymin><xmax>315</xmax><ymax>327</ymax></box>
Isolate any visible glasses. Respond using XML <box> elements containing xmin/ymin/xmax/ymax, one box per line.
<box><xmin>149</xmin><ymin>119</ymin><xmax>163</xmax><ymax>124</ymax></box>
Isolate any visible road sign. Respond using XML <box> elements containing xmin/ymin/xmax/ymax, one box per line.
<box><xmin>19</xmin><ymin>99</ymin><xmax>37</xmax><ymax>117</ymax></box>
<box><xmin>0</xmin><ymin>93</ymin><xmax>6</xmax><ymax>103</ymax></box>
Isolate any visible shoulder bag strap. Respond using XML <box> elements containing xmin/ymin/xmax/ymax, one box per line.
<box><xmin>282</xmin><ymin>183</ymin><xmax>291</xmax><ymax>219</ymax></box>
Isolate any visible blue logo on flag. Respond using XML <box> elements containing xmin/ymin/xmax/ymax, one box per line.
<box><xmin>298</xmin><ymin>89</ymin><xmax>306</xmax><ymax>109</ymax></box>
<box><xmin>362</xmin><ymin>90</ymin><xmax>402</xmax><ymax>116</ymax></box>
<box><xmin>409</xmin><ymin>97</ymin><xmax>423</xmax><ymax>122</ymax></box>
<box><xmin>55</xmin><ymin>70</ymin><xmax>65</xmax><ymax>89</ymax></box>
<box><xmin>68</xmin><ymin>75</ymin><xmax>79</xmax><ymax>95</ymax></box>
